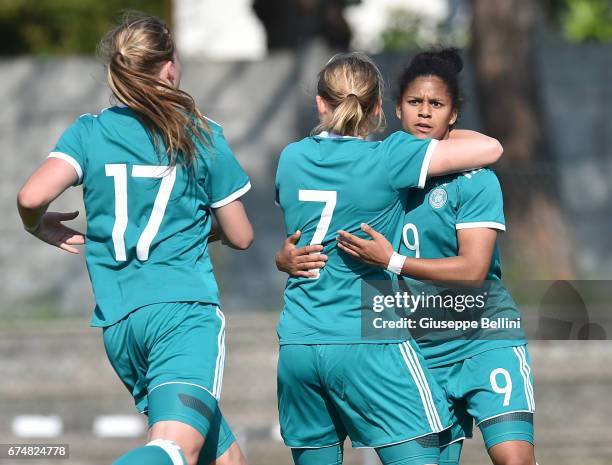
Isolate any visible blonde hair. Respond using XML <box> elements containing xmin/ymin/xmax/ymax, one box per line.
<box><xmin>98</xmin><ymin>13</ymin><xmax>209</xmax><ymax>167</ymax></box>
<box><xmin>314</xmin><ymin>53</ymin><xmax>385</xmax><ymax>137</ymax></box>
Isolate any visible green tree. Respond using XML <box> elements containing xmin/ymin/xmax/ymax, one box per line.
<box><xmin>543</xmin><ymin>0</ymin><xmax>612</xmax><ymax>41</ymax></box>
<box><xmin>0</xmin><ymin>0</ymin><xmax>172</xmax><ymax>55</ymax></box>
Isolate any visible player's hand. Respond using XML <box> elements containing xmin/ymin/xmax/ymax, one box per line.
<box><xmin>275</xmin><ymin>230</ymin><xmax>328</xmax><ymax>278</ymax></box>
<box><xmin>336</xmin><ymin>223</ymin><xmax>394</xmax><ymax>269</ymax></box>
<box><xmin>27</xmin><ymin>211</ymin><xmax>85</xmax><ymax>254</ymax></box>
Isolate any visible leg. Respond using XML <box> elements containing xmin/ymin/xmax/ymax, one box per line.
<box><xmin>200</xmin><ymin>414</ymin><xmax>247</xmax><ymax>465</ymax></box>
<box><xmin>149</xmin><ymin>420</ymin><xmax>204</xmax><ymax>465</ymax></box>
<box><xmin>209</xmin><ymin>441</ymin><xmax>247</xmax><ymax>465</ymax></box>
<box><xmin>439</xmin><ymin>440</ymin><xmax>463</xmax><ymax>465</ymax></box>
<box><xmin>480</xmin><ymin>412</ymin><xmax>536</xmax><ymax>465</ymax></box>
<box><xmin>430</xmin><ymin>362</ymin><xmax>473</xmax><ymax>465</ymax></box>
<box><xmin>375</xmin><ymin>433</ymin><xmax>440</xmax><ymax>465</ymax></box>
<box><xmin>109</xmin><ymin>303</ymin><xmax>230</xmax><ymax>465</ymax></box>
<box><xmin>488</xmin><ymin>440</ymin><xmax>536</xmax><ymax>465</ymax></box>
<box><xmin>291</xmin><ymin>444</ymin><xmax>344</xmax><ymax>465</ymax></box>
<box><xmin>460</xmin><ymin>345</ymin><xmax>537</xmax><ymax>465</ymax></box>
<box><xmin>113</xmin><ymin>440</ymin><xmax>187</xmax><ymax>465</ymax></box>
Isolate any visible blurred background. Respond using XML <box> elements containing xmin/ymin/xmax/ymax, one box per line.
<box><xmin>1</xmin><ymin>0</ymin><xmax>611</xmax><ymax>464</ymax></box>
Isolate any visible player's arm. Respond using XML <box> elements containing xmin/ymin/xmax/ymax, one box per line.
<box><xmin>17</xmin><ymin>158</ymin><xmax>85</xmax><ymax>254</ymax></box>
<box><xmin>275</xmin><ymin>231</ymin><xmax>328</xmax><ymax>278</ymax></box>
<box><xmin>427</xmin><ymin>130</ymin><xmax>503</xmax><ymax>177</ymax></box>
<box><xmin>337</xmin><ymin>224</ymin><xmax>497</xmax><ymax>285</ymax></box>
<box><xmin>212</xmin><ymin>200</ymin><xmax>254</xmax><ymax>250</ymax></box>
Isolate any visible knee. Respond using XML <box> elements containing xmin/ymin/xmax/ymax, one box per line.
<box><xmin>182</xmin><ymin>446</ymin><xmax>202</xmax><ymax>465</ymax></box>
<box><xmin>493</xmin><ymin>456</ymin><xmax>536</xmax><ymax>465</ymax></box>
<box><xmin>213</xmin><ymin>442</ymin><xmax>248</xmax><ymax>465</ymax></box>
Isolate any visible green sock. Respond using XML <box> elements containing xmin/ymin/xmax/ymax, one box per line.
<box><xmin>113</xmin><ymin>440</ymin><xmax>187</xmax><ymax>465</ymax></box>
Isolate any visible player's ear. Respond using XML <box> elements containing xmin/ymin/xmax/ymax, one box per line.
<box><xmin>395</xmin><ymin>104</ymin><xmax>401</xmax><ymax>120</ymax></box>
<box><xmin>449</xmin><ymin>108</ymin><xmax>458</xmax><ymax>126</ymax></box>
<box><xmin>316</xmin><ymin>95</ymin><xmax>331</xmax><ymax>117</ymax></box>
<box><xmin>373</xmin><ymin>101</ymin><xmax>382</xmax><ymax>117</ymax></box>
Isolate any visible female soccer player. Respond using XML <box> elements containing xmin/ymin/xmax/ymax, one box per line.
<box><xmin>275</xmin><ymin>52</ymin><xmax>504</xmax><ymax>465</ymax></box>
<box><xmin>282</xmin><ymin>49</ymin><xmax>537</xmax><ymax>465</ymax></box>
<box><xmin>17</xmin><ymin>14</ymin><xmax>252</xmax><ymax>465</ymax></box>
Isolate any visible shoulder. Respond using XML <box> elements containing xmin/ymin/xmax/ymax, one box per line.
<box><xmin>379</xmin><ymin>131</ymin><xmax>434</xmax><ymax>159</ymax></box>
<box><xmin>203</xmin><ymin>115</ymin><xmax>224</xmax><ymax>134</ymax></box>
<box><xmin>71</xmin><ymin>112</ymin><xmax>98</xmax><ymax>131</ymax></box>
<box><xmin>279</xmin><ymin>137</ymin><xmax>315</xmax><ymax>161</ymax></box>
<box><xmin>458</xmin><ymin>168</ymin><xmax>501</xmax><ymax>191</ymax></box>
<box><xmin>379</xmin><ymin>131</ymin><xmax>413</xmax><ymax>148</ymax></box>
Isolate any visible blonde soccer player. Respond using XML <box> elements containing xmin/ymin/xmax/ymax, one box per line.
<box><xmin>18</xmin><ymin>14</ymin><xmax>252</xmax><ymax>465</ymax></box>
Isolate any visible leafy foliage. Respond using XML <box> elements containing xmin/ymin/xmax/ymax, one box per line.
<box><xmin>543</xmin><ymin>0</ymin><xmax>612</xmax><ymax>42</ymax></box>
<box><xmin>0</xmin><ymin>0</ymin><xmax>172</xmax><ymax>56</ymax></box>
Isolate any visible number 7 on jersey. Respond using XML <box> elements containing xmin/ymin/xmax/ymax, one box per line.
<box><xmin>298</xmin><ymin>190</ymin><xmax>337</xmax><ymax>278</ymax></box>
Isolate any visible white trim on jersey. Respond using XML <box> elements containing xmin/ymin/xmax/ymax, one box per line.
<box><xmin>146</xmin><ymin>439</ymin><xmax>186</xmax><ymax>465</ymax></box>
<box><xmin>148</xmin><ymin>381</ymin><xmax>216</xmax><ymax>401</ymax></box>
<box><xmin>212</xmin><ymin>307</ymin><xmax>226</xmax><ymax>399</ymax></box>
<box><xmin>514</xmin><ymin>346</ymin><xmax>536</xmax><ymax>411</ymax></box>
<box><xmin>286</xmin><ymin>441</ymin><xmax>343</xmax><ymax>449</ymax></box>
<box><xmin>316</xmin><ymin>131</ymin><xmax>361</xmax><ymax>139</ymax></box>
<box><xmin>439</xmin><ymin>435</ymin><xmax>469</xmax><ymax>448</ymax></box>
<box><xmin>210</xmin><ymin>181</ymin><xmax>252</xmax><ymax>209</ymax></box>
<box><xmin>204</xmin><ymin>115</ymin><xmax>221</xmax><ymax>127</ymax></box>
<box><xmin>456</xmin><ymin>221</ymin><xmax>506</xmax><ymax>231</ymax></box>
<box><xmin>418</xmin><ymin>139</ymin><xmax>439</xmax><ymax>189</ymax></box>
<box><xmin>399</xmin><ymin>342</ymin><xmax>445</xmax><ymax>432</ymax></box>
<box><xmin>512</xmin><ymin>347</ymin><xmax>535</xmax><ymax>412</ymax></box>
<box><xmin>48</xmin><ymin>152</ymin><xmax>83</xmax><ymax>184</ymax></box>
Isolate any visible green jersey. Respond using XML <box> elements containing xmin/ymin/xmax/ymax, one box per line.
<box><xmin>275</xmin><ymin>131</ymin><xmax>437</xmax><ymax>344</ymax></box>
<box><xmin>399</xmin><ymin>168</ymin><xmax>526</xmax><ymax>367</ymax></box>
<box><xmin>49</xmin><ymin>107</ymin><xmax>250</xmax><ymax>327</ymax></box>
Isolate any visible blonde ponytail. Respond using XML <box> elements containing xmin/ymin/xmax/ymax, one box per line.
<box><xmin>98</xmin><ymin>12</ymin><xmax>209</xmax><ymax>168</ymax></box>
<box><xmin>314</xmin><ymin>53</ymin><xmax>385</xmax><ymax>137</ymax></box>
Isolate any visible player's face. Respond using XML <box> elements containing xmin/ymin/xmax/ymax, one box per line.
<box><xmin>396</xmin><ymin>76</ymin><xmax>457</xmax><ymax>141</ymax></box>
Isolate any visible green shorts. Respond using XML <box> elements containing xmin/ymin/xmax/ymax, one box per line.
<box><xmin>431</xmin><ymin>345</ymin><xmax>535</xmax><ymax>450</ymax></box>
<box><xmin>102</xmin><ymin>302</ymin><xmax>235</xmax><ymax>462</ymax></box>
<box><xmin>277</xmin><ymin>341</ymin><xmax>451</xmax><ymax>448</ymax></box>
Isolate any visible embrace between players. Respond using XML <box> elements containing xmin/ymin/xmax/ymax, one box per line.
<box><xmin>17</xmin><ymin>13</ymin><xmax>537</xmax><ymax>465</ymax></box>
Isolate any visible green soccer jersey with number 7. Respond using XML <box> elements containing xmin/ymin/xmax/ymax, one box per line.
<box><xmin>398</xmin><ymin>168</ymin><xmax>526</xmax><ymax>367</ymax></box>
<box><xmin>275</xmin><ymin>131</ymin><xmax>437</xmax><ymax>344</ymax></box>
<box><xmin>49</xmin><ymin>107</ymin><xmax>251</xmax><ymax>327</ymax></box>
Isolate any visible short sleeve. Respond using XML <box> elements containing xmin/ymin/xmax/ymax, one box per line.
<box><xmin>48</xmin><ymin>114</ymin><xmax>93</xmax><ymax>186</ymax></box>
<box><xmin>206</xmin><ymin>125</ymin><xmax>251</xmax><ymax>208</ymax></box>
<box><xmin>383</xmin><ymin>131</ymin><xmax>438</xmax><ymax>190</ymax></box>
<box><xmin>456</xmin><ymin>169</ymin><xmax>506</xmax><ymax>231</ymax></box>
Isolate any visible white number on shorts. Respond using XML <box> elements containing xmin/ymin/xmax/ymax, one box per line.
<box><xmin>402</xmin><ymin>223</ymin><xmax>420</xmax><ymax>258</ymax></box>
<box><xmin>490</xmin><ymin>368</ymin><xmax>513</xmax><ymax>407</ymax></box>
<box><xmin>105</xmin><ymin>164</ymin><xmax>177</xmax><ymax>262</ymax></box>
<box><xmin>298</xmin><ymin>190</ymin><xmax>337</xmax><ymax>278</ymax></box>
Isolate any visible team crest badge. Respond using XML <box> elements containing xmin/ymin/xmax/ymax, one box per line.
<box><xmin>429</xmin><ymin>187</ymin><xmax>448</xmax><ymax>209</ymax></box>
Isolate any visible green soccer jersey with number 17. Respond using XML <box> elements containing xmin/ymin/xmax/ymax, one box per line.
<box><xmin>275</xmin><ymin>131</ymin><xmax>437</xmax><ymax>344</ymax></box>
<box><xmin>399</xmin><ymin>168</ymin><xmax>526</xmax><ymax>367</ymax></box>
<box><xmin>49</xmin><ymin>107</ymin><xmax>250</xmax><ymax>327</ymax></box>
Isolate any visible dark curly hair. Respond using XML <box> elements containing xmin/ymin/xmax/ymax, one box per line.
<box><xmin>397</xmin><ymin>47</ymin><xmax>464</xmax><ymax>114</ymax></box>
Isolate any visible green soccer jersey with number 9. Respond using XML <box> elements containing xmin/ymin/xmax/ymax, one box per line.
<box><xmin>49</xmin><ymin>107</ymin><xmax>251</xmax><ymax>327</ymax></box>
<box><xmin>399</xmin><ymin>168</ymin><xmax>526</xmax><ymax>367</ymax></box>
<box><xmin>275</xmin><ymin>131</ymin><xmax>437</xmax><ymax>344</ymax></box>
